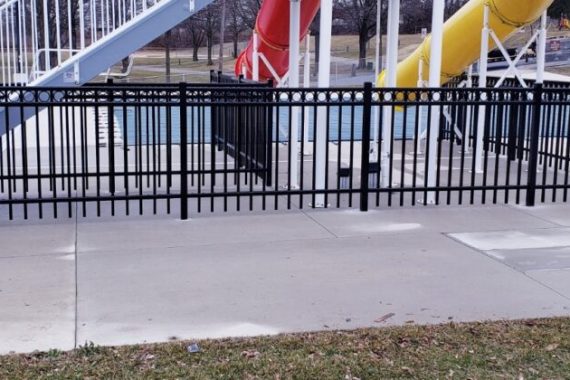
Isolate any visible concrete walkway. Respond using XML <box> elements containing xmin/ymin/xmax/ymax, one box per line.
<box><xmin>1</xmin><ymin>204</ymin><xmax>570</xmax><ymax>354</ymax></box>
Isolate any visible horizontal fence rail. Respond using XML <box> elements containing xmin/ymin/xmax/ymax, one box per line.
<box><xmin>0</xmin><ymin>79</ymin><xmax>569</xmax><ymax>220</ymax></box>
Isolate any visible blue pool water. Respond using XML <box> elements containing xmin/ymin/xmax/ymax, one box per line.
<box><xmin>115</xmin><ymin>106</ymin><xmax>425</xmax><ymax>145</ymax></box>
<box><xmin>116</xmin><ymin>104</ymin><xmax>569</xmax><ymax>145</ymax></box>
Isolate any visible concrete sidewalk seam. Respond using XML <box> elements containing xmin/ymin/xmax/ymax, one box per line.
<box><xmin>445</xmin><ymin>232</ymin><xmax>570</xmax><ymax>303</ymax></box>
<box><xmin>301</xmin><ymin>211</ymin><xmax>340</xmax><ymax>239</ymax></box>
<box><xmin>74</xmin><ymin>201</ymin><xmax>79</xmax><ymax>349</ymax></box>
<box><xmin>506</xmin><ymin>204</ymin><xmax>568</xmax><ymax>227</ymax></box>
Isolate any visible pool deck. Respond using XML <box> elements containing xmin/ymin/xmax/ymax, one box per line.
<box><xmin>1</xmin><ymin>203</ymin><xmax>570</xmax><ymax>354</ymax></box>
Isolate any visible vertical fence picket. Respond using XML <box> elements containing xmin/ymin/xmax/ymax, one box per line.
<box><xmin>179</xmin><ymin>82</ymin><xmax>188</xmax><ymax>220</ymax></box>
<box><xmin>360</xmin><ymin>82</ymin><xmax>372</xmax><ymax>212</ymax></box>
<box><xmin>526</xmin><ymin>84</ymin><xmax>543</xmax><ymax>207</ymax></box>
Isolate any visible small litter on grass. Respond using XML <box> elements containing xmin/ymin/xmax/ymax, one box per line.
<box><xmin>374</xmin><ymin>313</ymin><xmax>395</xmax><ymax>323</ymax></box>
<box><xmin>545</xmin><ymin>343</ymin><xmax>559</xmax><ymax>352</ymax></box>
<box><xmin>187</xmin><ymin>343</ymin><xmax>200</xmax><ymax>354</ymax></box>
<box><xmin>241</xmin><ymin>350</ymin><xmax>260</xmax><ymax>359</ymax></box>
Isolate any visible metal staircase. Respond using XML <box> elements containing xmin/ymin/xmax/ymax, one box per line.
<box><xmin>0</xmin><ymin>0</ymin><xmax>215</xmax><ymax>134</ymax></box>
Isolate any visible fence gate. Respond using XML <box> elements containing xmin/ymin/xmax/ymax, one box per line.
<box><xmin>210</xmin><ymin>72</ymin><xmax>273</xmax><ymax>186</ymax></box>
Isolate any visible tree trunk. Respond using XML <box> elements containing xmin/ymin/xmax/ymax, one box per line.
<box><xmin>233</xmin><ymin>33</ymin><xmax>239</xmax><ymax>58</ymax></box>
<box><xmin>358</xmin><ymin>31</ymin><xmax>368</xmax><ymax>69</ymax></box>
<box><xmin>207</xmin><ymin>34</ymin><xmax>214</xmax><ymax>66</ymax></box>
<box><xmin>378</xmin><ymin>0</ymin><xmax>384</xmax><ymax>73</ymax></box>
<box><xmin>218</xmin><ymin>0</ymin><xmax>226</xmax><ymax>72</ymax></box>
<box><xmin>165</xmin><ymin>30</ymin><xmax>171</xmax><ymax>83</ymax></box>
<box><xmin>192</xmin><ymin>44</ymin><xmax>200</xmax><ymax>61</ymax></box>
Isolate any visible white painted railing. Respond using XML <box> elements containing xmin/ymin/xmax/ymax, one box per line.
<box><xmin>0</xmin><ymin>0</ymin><xmax>163</xmax><ymax>85</ymax></box>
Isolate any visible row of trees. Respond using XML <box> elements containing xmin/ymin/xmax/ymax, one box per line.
<box><xmin>153</xmin><ymin>0</ymin><xmax>469</xmax><ymax>69</ymax></box>
<box><xmin>155</xmin><ymin>0</ymin><xmax>569</xmax><ymax>69</ymax></box>
<box><xmin>21</xmin><ymin>0</ymin><xmax>570</xmax><ymax>73</ymax></box>
<box><xmin>152</xmin><ymin>0</ymin><xmax>261</xmax><ymax>66</ymax></box>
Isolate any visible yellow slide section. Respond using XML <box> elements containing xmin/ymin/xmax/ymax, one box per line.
<box><xmin>377</xmin><ymin>0</ymin><xmax>553</xmax><ymax>88</ymax></box>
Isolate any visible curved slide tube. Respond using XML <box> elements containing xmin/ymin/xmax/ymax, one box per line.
<box><xmin>235</xmin><ymin>0</ymin><xmax>320</xmax><ymax>82</ymax></box>
<box><xmin>377</xmin><ymin>0</ymin><xmax>553</xmax><ymax>88</ymax></box>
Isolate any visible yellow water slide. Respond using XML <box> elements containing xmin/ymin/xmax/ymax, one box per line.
<box><xmin>377</xmin><ymin>0</ymin><xmax>554</xmax><ymax>88</ymax></box>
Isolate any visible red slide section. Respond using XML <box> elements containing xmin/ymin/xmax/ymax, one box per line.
<box><xmin>234</xmin><ymin>0</ymin><xmax>320</xmax><ymax>82</ymax></box>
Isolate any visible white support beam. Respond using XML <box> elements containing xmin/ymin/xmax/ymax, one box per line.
<box><xmin>303</xmin><ymin>33</ymin><xmax>311</xmax><ymax>155</ymax></box>
<box><xmin>464</xmin><ymin>64</ymin><xmax>473</xmax><ymax>153</ymax></box>
<box><xmin>416</xmin><ymin>29</ymin><xmax>428</xmax><ymax>155</ymax></box>
<box><xmin>314</xmin><ymin>0</ymin><xmax>333</xmax><ymax>207</ymax></box>
<box><xmin>258</xmin><ymin>52</ymin><xmax>281</xmax><ymax>83</ymax></box>
<box><xmin>475</xmin><ymin>4</ymin><xmax>490</xmax><ymax>173</ymax></box>
<box><xmin>288</xmin><ymin>0</ymin><xmax>301</xmax><ymax>189</ymax></box>
<box><xmin>252</xmin><ymin>31</ymin><xmax>259</xmax><ymax>81</ymax></box>
<box><xmin>380</xmin><ymin>0</ymin><xmax>400</xmax><ymax>187</ymax></box>
<box><xmin>491</xmin><ymin>29</ymin><xmax>539</xmax><ymax>88</ymax></box>
<box><xmin>536</xmin><ymin>11</ymin><xmax>548</xmax><ymax>85</ymax></box>
<box><xmin>426</xmin><ymin>0</ymin><xmax>445</xmax><ymax>204</ymax></box>
<box><xmin>372</xmin><ymin>0</ymin><xmax>382</xmax><ymax>159</ymax></box>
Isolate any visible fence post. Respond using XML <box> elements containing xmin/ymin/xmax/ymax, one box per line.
<box><xmin>525</xmin><ymin>83</ymin><xmax>543</xmax><ymax>207</ymax></box>
<box><xmin>507</xmin><ymin>98</ymin><xmax>518</xmax><ymax>161</ymax></box>
<box><xmin>265</xmin><ymin>79</ymin><xmax>274</xmax><ymax>186</ymax></box>
<box><xmin>107</xmin><ymin>78</ymin><xmax>115</xmax><ymax>195</ymax></box>
<box><xmin>360</xmin><ymin>82</ymin><xmax>373</xmax><ymax>212</ymax></box>
<box><xmin>180</xmin><ymin>82</ymin><xmax>189</xmax><ymax>219</ymax></box>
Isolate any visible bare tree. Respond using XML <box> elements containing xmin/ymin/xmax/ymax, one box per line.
<box><xmin>235</xmin><ymin>0</ymin><xmax>261</xmax><ymax>31</ymax></box>
<box><xmin>179</xmin><ymin>18</ymin><xmax>206</xmax><ymax>61</ymax></box>
<box><xmin>194</xmin><ymin>4</ymin><xmax>220</xmax><ymax>66</ymax></box>
<box><xmin>218</xmin><ymin>0</ymin><xmax>227</xmax><ymax>71</ymax></box>
<box><xmin>227</xmin><ymin>0</ymin><xmax>247</xmax><ymax>58</ymax></box>
<box><xmin>335</xmin><ymin>0</ymin><xmax>378</xmax><ymax>69</ymax></box>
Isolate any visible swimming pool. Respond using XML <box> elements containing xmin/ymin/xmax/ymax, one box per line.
<box><xmin>115</xmin><ymin>105</ymin><xmax>428</xmax><ymax>145</ymax></box>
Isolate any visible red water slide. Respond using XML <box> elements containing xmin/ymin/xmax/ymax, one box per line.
<box><xmin>234</xmin><ymin>0</ymin><xmax>320</xmax><ymax>82</ymax></box>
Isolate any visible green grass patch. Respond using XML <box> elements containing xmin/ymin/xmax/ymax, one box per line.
<box><xmin>1</xmin><ymin>318</ymin><xmax>569</xmax><ymax>379</ymax></box>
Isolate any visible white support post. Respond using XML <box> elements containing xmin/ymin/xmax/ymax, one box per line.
<box><xmin>536</xmin><ymin>11</ymin><xmax>547</xmax><ymax>85</ymax></box>
<box><xmin>288</xmin><ymin>0</ymin><xmax>301</xmax><ymax>189</ymax></box>
<box><xmin>416</xmin><ymin>62</ymin><xmax>424</xmax><ymax>155</ymax></box>
<box><xmin>475</xmin><ymin>4</ymin><xmax>490</xmax><ymax>173</ymax></box>
<box><xmin>314</xmin><ymin>0</ymin><xmax>333</xmax><ymax>207</ymax></box>
<box><xmin>381</xmin><ymin>0</ymin><xmax>400</xmax><ymax>187</ymax></box>
<box><xmin>42</xmin><ymin>0</ymin><xmax>50</xmax><ymax>70</ymax></box>
<box><xmin>426</xmin><ymin>0</ymin><xmax>445</xmax><ymax>204</ymax></box>
<box><xmin>67</xmin><ymin>0</ymin><xmax>73</xmax><ymax>54</ymax></box>
<box><xmin>464</xmin><ymin>64</ymin><xmax>473</xmax><ymax>153</ymax></box>
<box><xmin>416</xmin><ymin>29</ymin><xmax>428</xmax><ymax>155</ymax></box>
<box><xmin>252</xmin><ymin>31</ymin><xmax>259</xmax><ymax>81</ymax></box>
<box><xmin>303</xmin><ymin>33</ymin><xmax>311</xmax><ymax>155</ymax></box>
<box><xmin>371</xmin><ymin>0</ymin><xmax>382</xmax><ymax>160</ymax></box>
<box><xmin>55</xmin><ymin>0</ymin><xmax>62</xmax><ymax>65</ymax></box>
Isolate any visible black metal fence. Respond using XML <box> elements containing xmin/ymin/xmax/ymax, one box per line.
<box><xmin>210</xmin><ymin>72</ymin><xmax>274</xmax><ymax>186</ymax></box>
<box><xmin>0</xmin><ymin>80</ymin><xmax>569</xmax><ymax>220</ymax></box>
